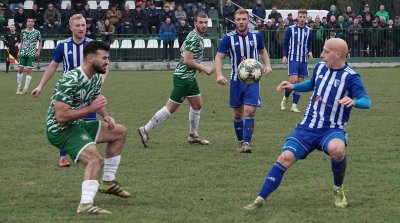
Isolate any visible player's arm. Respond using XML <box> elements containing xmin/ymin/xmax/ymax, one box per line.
<box><xmin>338</xmin><ymin>74</ymin><xmax>371</xmax><ymax>109</ymax></box>
<box><xmin>31</xmin><ymin>60</ymin><xmax>60</xmax><ymax>97</ymax></box>
<box><xmin>214</xmin><ymin>52</ymin><xmax>228</xmax><ymax>85</ymax></box>
<box><xmin>282</xmin><ymin>28</ymin><xmax>291</xmax><ymax>64</ymax></box>
<box><xmin>307</xmin><ymin>29</ymin><xmax>313</xmax><ymax>58</ymax></box>
<box><xmin>258</xmin><ymin>48</ymin><xmax>272</xmax><ymax>76</ymax></box>
<box><xmin>17</xmin><ymin>38</ymin><xmax>23</xmax><ymax>58</ymax></box>
<box><xmin>183</xmin><ymin>51</ymin><xmax>213</xmax><ymax>75</ymax></box>
<box><xmin>35</xmin><ymin>39</ymin><xmax>42</xmax><ymax>58</ymax></box>
<box><xmin>54</xmin><ymin>95</ymin><xmax>107</xmax><ymax>124</ymax></box>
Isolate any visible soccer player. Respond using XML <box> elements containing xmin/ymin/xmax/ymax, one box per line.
<box><xmin>16</xmin><ymin>17</ymin><xmax>42</xmax><ymax>95</ymax></box>
<box><xmin>214</xmin><ymin>9</ymin><xmax>273</xmax><ymax>153</ymax></box>
<box><xmin>138</xmin><ymin>12</ymin><xmax>214</xmax><ymax>148</ymax></box>
<box><xmin>243</xmin><ymin>38</ymin><xmax>371</xmax><ymax>210</ymax></box>
<box><xmin>281</xmin><ymin>9</ymin><xmax>313</xmax><ymax>113</ymax></box>
<box><xmin>46</xmin><ymin>41</ymin><xmax>130</xmax><ymax>214</ymax></box>
<box><xmin>32</xmin><ymin>14</ymin><xmax>107</xmax><ymax>167</ymax></box>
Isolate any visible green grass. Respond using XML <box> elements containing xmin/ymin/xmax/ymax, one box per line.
<box><xmin>0</xmin><ymin>67</ymin><xmax>399</xmax><ymax>223</ymax></box>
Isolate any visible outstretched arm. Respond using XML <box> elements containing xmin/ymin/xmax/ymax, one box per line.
<box><xmin>31</xmin><ymin>61</ymin><xmax>60</xmax><ymax>97</ymax></box>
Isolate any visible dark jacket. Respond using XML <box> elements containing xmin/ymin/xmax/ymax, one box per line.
<box><xmin>146</xmin><ymin>7</ymin><xmax>160</xmax><ymax>26</ymax></box>
<box><xmin>177</xmin><ymin>24</ymin><xmax>190</xmax><ymax>44</ymax></box>
<box><xmin>252</xmin><ymin>4</ymin><xmax>266</xmax><ymax>21</ymax></box>
<box><xmin>133</xmin><ymin>9</ymin><xmax>147</xmax><ymax>25</ymax></box>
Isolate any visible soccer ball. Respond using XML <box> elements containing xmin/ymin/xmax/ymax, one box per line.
<box><xmin>237</xmin><ymin>59</ymin><xmax>263</xmax><ymax>84</ymax></box>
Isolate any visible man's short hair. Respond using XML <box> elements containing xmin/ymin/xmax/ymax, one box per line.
<box><xmin>298</xmin><ymin>9</ymin><xmax>308</xmax><ymax>15</ymax></box>
<box><xmin>69</xmin><ymin>14</ymin><xmax>85</xmax><ymax>25</ymax></box>
<box><xmin>235</xmin><ymin>9</ymin><xmax>249</xmax><ymax>18</ymax></box>
<box><xmin>194</xmin><ymin>12</ymin><xmax>208</xmax><ymax>22</ymax></box>
<box><xmin>83</xmin><ymin>41</ymin><xmax>110</xmax><ymax>57</ymax></box>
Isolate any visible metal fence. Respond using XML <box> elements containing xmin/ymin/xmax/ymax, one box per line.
<box><xmin>1</xmin><ymin>26</ymin><xmax>399</xmax><ymax>64</ymax></box>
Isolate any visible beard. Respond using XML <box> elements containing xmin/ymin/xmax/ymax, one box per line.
<box><xmin>92</xmin><ymin>62</ymin><xmax>106</xmax><ymax>74</ymax></box>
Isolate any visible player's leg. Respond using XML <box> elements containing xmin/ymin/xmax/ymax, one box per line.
<box><xmin>323</xmin><ymin>132</ymin><xmax>348</xmax><ymax>208</ymax></box>
<box><xmin>16</xmin><ymin>57</ymin><xmax>25</xmax><ymax>94</ymax></box>
<box><xmin>291</xmin><ymin>62</ymin><xmax>309</xmax><ymax>112</ymax></box>
<box><xmin>187</xmin><ymin>95</ymin><xmax>209</xmax><ymax>145</ymax></box>
<box><xmin>94</xmin><ymin>121</ymin><xmax>131</xmax><ymax>198</ymax></box>
<box><xmin>244</xmin><ymin>139</ymin><xmax>304</xmax><ymax>210</ymax></box>
<box><xmin>240</xmin><ymin>84</ymin><xmax>261</xmax><ymax>153</ymax></box>
<box><xmin>281</xmin><ymin>61</ymin><xmax>299</xmax><ymax>110</ymax></box>
<box><xmin>138</xmin><ymin>77</ymin><xmax>187</xmax><ymax>147</ymax></box>
<box><xmin>230</xmin><ymin>80</ymin><xmax>244</xmax><ymax>149</ymax></box>
<box><xmin>21</xmin><ymin>57</ymin><xmax>34</xmax><ymax>94</ymax></box>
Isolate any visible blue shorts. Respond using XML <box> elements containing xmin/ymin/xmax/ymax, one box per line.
<box><xmin>281</xmin><ymin>125</ymin><xmax>347</xmax><ymax>160</ymax></box>
<box><xmin>83</xmin><ymin>112</ymin><xmax>97</xmax><ymax>121</ymax></box>
<box><xmin>229</xmin><ymin>79</ymin><xmax>261</xmax><ymax>108</ymax></box>
<box><xmin>288</xmin><ymin>61</ymin><xmax>309</xmax><ymax>78</ymax></box>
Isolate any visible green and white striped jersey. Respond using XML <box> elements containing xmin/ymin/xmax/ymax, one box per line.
<box><xmin>46</xmin><ymin>67</ymin><xmax>102</xmax><ymax>133</ymax></box>
<box><xmin>20</xmin><ymin>28</ymin><xmax>41</xmax><ymax>57</ymax></box>
<box><xmin>174</xmin><ymin>30</ymin><xmax>204</xmax><ymax>81</ymax></box>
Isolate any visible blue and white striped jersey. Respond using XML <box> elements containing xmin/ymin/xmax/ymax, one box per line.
<box><xmin>282</xmin><ymin>25</ymin><xmax>312</xmax><ymax>62</ymax></box>
<box><xmin>218</xmin><ymin>29</ymin><xmax>265</xmax><ymax>81</ymax></box>
<box><xmin>299</xmin><ymin>62</ymin><xmax>368</xmax><ymax>129</ymax></box>
<box><xmin>52</xmin><ymin>37</ymin><xmax>92</xmax><ymax>74</ymax></box>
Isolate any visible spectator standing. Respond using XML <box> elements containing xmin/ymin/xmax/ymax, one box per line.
<box><xmin>93</xmin><ymin>4</ymin><xmax>106</xmax><ymax>33</ymax></box>
<box><xmin>107</xmin><ymin>4</ymin><xmax>122</xmax><ymax>32</ymax></box>
<box><xmin>81</xmin><ymin>3</ymin><xmax>94</xmax><ymax>26</ymax></box>
<box><xmin>268</xmin><ymin>5</ymin><xmax>281</xmax><ymax>22</ymax></box>
<box><xmin>132</xmin><ymin>5</ymin><xmax>147</xmax><ymax>34</ymax></box>
<box><xmin>312</xmin><ymin>17</ymin><xmax>325</xmax><ymax>56</ymax></box>
<box><xmin>120</xmin><ymin>4</ymin><xmax>133</xmax><ymax>34</ymax></box>
<box><xmin>336</xmin><ymin>15</ymin><xmax>346</xmax><ymax>40</ymax></box>
<box><xmin>101</xmin><ymin>19</ymin><xmax>115</xmax><ymax>45</ymax></box>
<box><xmin>61</xmin><ymin>3</ymin><xmax>76</xmax><ymax>34</ymax></box>
<box><xmin>177</xmin><ymin>19</ymin><xmax>190</xmax><ymax>48</ymax></box>
<box><xmin>287</xmin><ymin>13</ymin><xmax>294</xmax><ymax>26</ymax></box>
<box><xmin>325</xmin><ymin>15</ymin><xmax>339</xmax><ymax>37</ymax></box>
<box><xmin>386</xmin><ymin>19</ymin><xmax>396</xmax><ymax>57</ymax></box>
<box><xmin>160</xmin><ymin>3</ymin><xmax>175</xmax><ymax>26</ymax></box>
<box><xmin>29</xmin><ymin>3</ymin><xmax>44</xmax><ymax>29</ymax></box>
<box><xmin>43</xmin><ymin>3</ymin><xmax>61</xmax><ymax>33</ymax></box>
<box><xmin>223</xmin><ymin>0</ymin><xmax>235</xmax><ymax>31</ymax></box>
<box><xmin>71</xmin><ymin>0</ymin><xmax>87</xmax><ymax>12</ymax></box>
<box><xmin>159</xmin><ymin>17</ymin><xmax>176</xmax><ymax>61</ymax></box>
<box><xmin>8</xmin><ymin>0</ymin><xmax>24</xmax><ymax>14</ymax></box>
<box><xmin>367</xmin><ymin>20</ymin><xmax>382</xmax><ymax>57</ymax></box>
<box><xmin>252</xmin><ymin>0</ymin><xmax>265</xmax><ymax>22</ymax></box>
<box><xmin>14</xmin><ymin>7</ymin><xmax>26</xmax><ymax>33</ymax></box>
<box><xmin>342</xmin><ymin>6</ymin><xmax>356</xmax><ymax>22</ymax></box>
<box><xmin>175</xmin><ymin>5</ymin><xmax>187</xmax><ymax>25</ymax></box>
<box><xmin>146</xmin><ymin>3</ymin><xmax>160</xmax><ymax>34</ymax></box>
<box><xmin>187</xmin><ymin>5</ymin><xmax>199</xmax><ymax>27</ymax></box>
<box><xmin>327</xmin><ymin>4</ymin><xmax>340</xmax><ymax>21</ymax></box>
<box><xmin>375</xmin><ymin>4</ymin><xmax>389</xmax><ymax>23</ymax></box>
<box><xmin>265</xmin><ymin>19</ymin><xmax>276</xmax><ymax>58</ymax></box>
<box><xmin>0</xmin><ymin>1</ymin><xmax>11</xmax><ymax>29</ymax></box>
<box><xmin>360</xmin><ymin>4</ymin><xmax>374</xmax><ymax>21</ymax></box>
<box><xmin>4</xmin><ymin>24</ymin><xmax>20</xmax><ymax>73</ymax></box>
<box><xmin>347</xmin><ymin>18</ymin><xmax>363</xmax><ymax>57</ymax></box>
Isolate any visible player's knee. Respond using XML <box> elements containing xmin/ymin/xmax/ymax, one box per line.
<box><xmin>191</xmin><ymin>104</ymin><xmax>202</xmax><ymax>110</ymax></box>
<box><xmin>244</xmin><ymin>108</ymin><xmax>256</xmax><ymax>117</ymax></box>
<box><xmin>328</xmin><ymin>142</ymin><xmax>346</xmax><ymax>161</ymax></box>
<box><xmin>277</xmin><ymin>151</ymin><xmax>296</xmax><ymax>169</ymax></box>
<box><xmin>118</xmin><ymin>124</ymin><xmax>128</xmax><ymax>139</ymax></box>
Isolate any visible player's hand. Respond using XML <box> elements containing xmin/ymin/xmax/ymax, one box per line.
<box><xmin>90</xmin><ymin>95</ymin><xmax>107</xmax><ymax>112</ymax></box>
<box><xmin>203</xmin><ymin>67</ymin><xmax>214</xmax><ymax>76</ymax></box>
<box><xmin>263</xmin><ymin>65</ymin><xmax>272</xmax><ymax>77</ymax></box>
<box><xmin>103</xmin><ymin>115</ymin><xmax>115</xmax><ymax>130</ymax></box>
<box><xmin>338</xmin><ymin>96</ymin><xmax>355</xmax><ymax>108</ymax></box>
<box><xmin>31</xmin><ymin>86</ymin><xmax>42</xmax><ymax>97</ymax></box>
<box><xmin>308</xmin><ymin>52</ymin><xmax>313</xmax><ymax>59</ymax></box>
<box><xmin>282</xmin><ymin>56</ymin><xmax>287</xmax><ymax>65</ymax></box>
<box><xmin>276</xmin><ymin>81</ymin><xmax>294</xmax><ymax>92</ymax></box>
<box><xmin>216</xmin><ymin>74</ymin><xmax>228</xmax><ymax>85</ymax></box>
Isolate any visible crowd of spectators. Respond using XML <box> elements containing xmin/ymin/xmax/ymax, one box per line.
<box><xmin>251</xmin><ymin>3</ymin><xmax>400</xmax><ymax>57</ymax></box>
<box><xmin>1</xmin><ymin>1</ymin><xmax>399</xmax><ymax>58</ymax></box>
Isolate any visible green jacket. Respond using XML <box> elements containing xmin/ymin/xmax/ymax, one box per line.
<box><xmin>375</xmin><ymin>11</ymin><xmax>389</xmax><ymax>23</ymax></box>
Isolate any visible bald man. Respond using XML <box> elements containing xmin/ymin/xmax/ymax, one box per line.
<box><xmin>243</xmin><ymin>38</ymin><xmax>371</xmax><ymax>210</ymax></box>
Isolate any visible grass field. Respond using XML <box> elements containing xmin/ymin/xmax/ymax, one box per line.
<box><xmin>0</xmin><ymin>67</ymin><xmax>399</xmax><ymax>223</ymax></box>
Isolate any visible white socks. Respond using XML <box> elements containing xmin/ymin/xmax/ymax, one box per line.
<box><xmin>24</xmin><ymin>75</ymin><xmax>32</xmax><ymax>89</ymax></box>
<box><xmin>80</xmin><ymin>180</ymin><xmax>99</xmax><ymax>204</ymax></box>
<box><xmin>189</xmin><ymin>107</ymin><xmax>201</xmax><ymax>135</ymax></box>
<box><xmin>17</xmin><ymin>73</ymin><xmax>23</xmax><ymax>86</ymax></box>
<box><xmin>144</xmin><ymin>106</ymin><xmax>171</xmax><ymax>133</ymax></box>
<box><xmin>103</xmin><ymin>155</ymin><xmax>121</xmax><ymax>182</ymax></box>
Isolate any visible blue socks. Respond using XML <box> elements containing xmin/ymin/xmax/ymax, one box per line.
<box><xmin>331</xmin><ymin>156</ymin><xmax>347</xmax><ymax>187</ymax></box>
<box><xmin>243</xmin><ymin>117</ymin><xmax>254</xmax><ymax>143</ymax></box>
<box><xmin>293</xmin><ymin>91</ymin><xmax>301</xmax><ymax>105</ymax></box>
<box><xmin>233</xmin><ymin>118</ymin><xmax>243</xmax><ymax>142</ymax></box>
<box><xmin>259</xmin><ymin>162</ymin><xmax>287</xmax><ymax>200</ymax></box>
<box><xmin>284</xmin><ymin>90</ymin><xmax>292</xmax><ymax>98</ymax></box>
